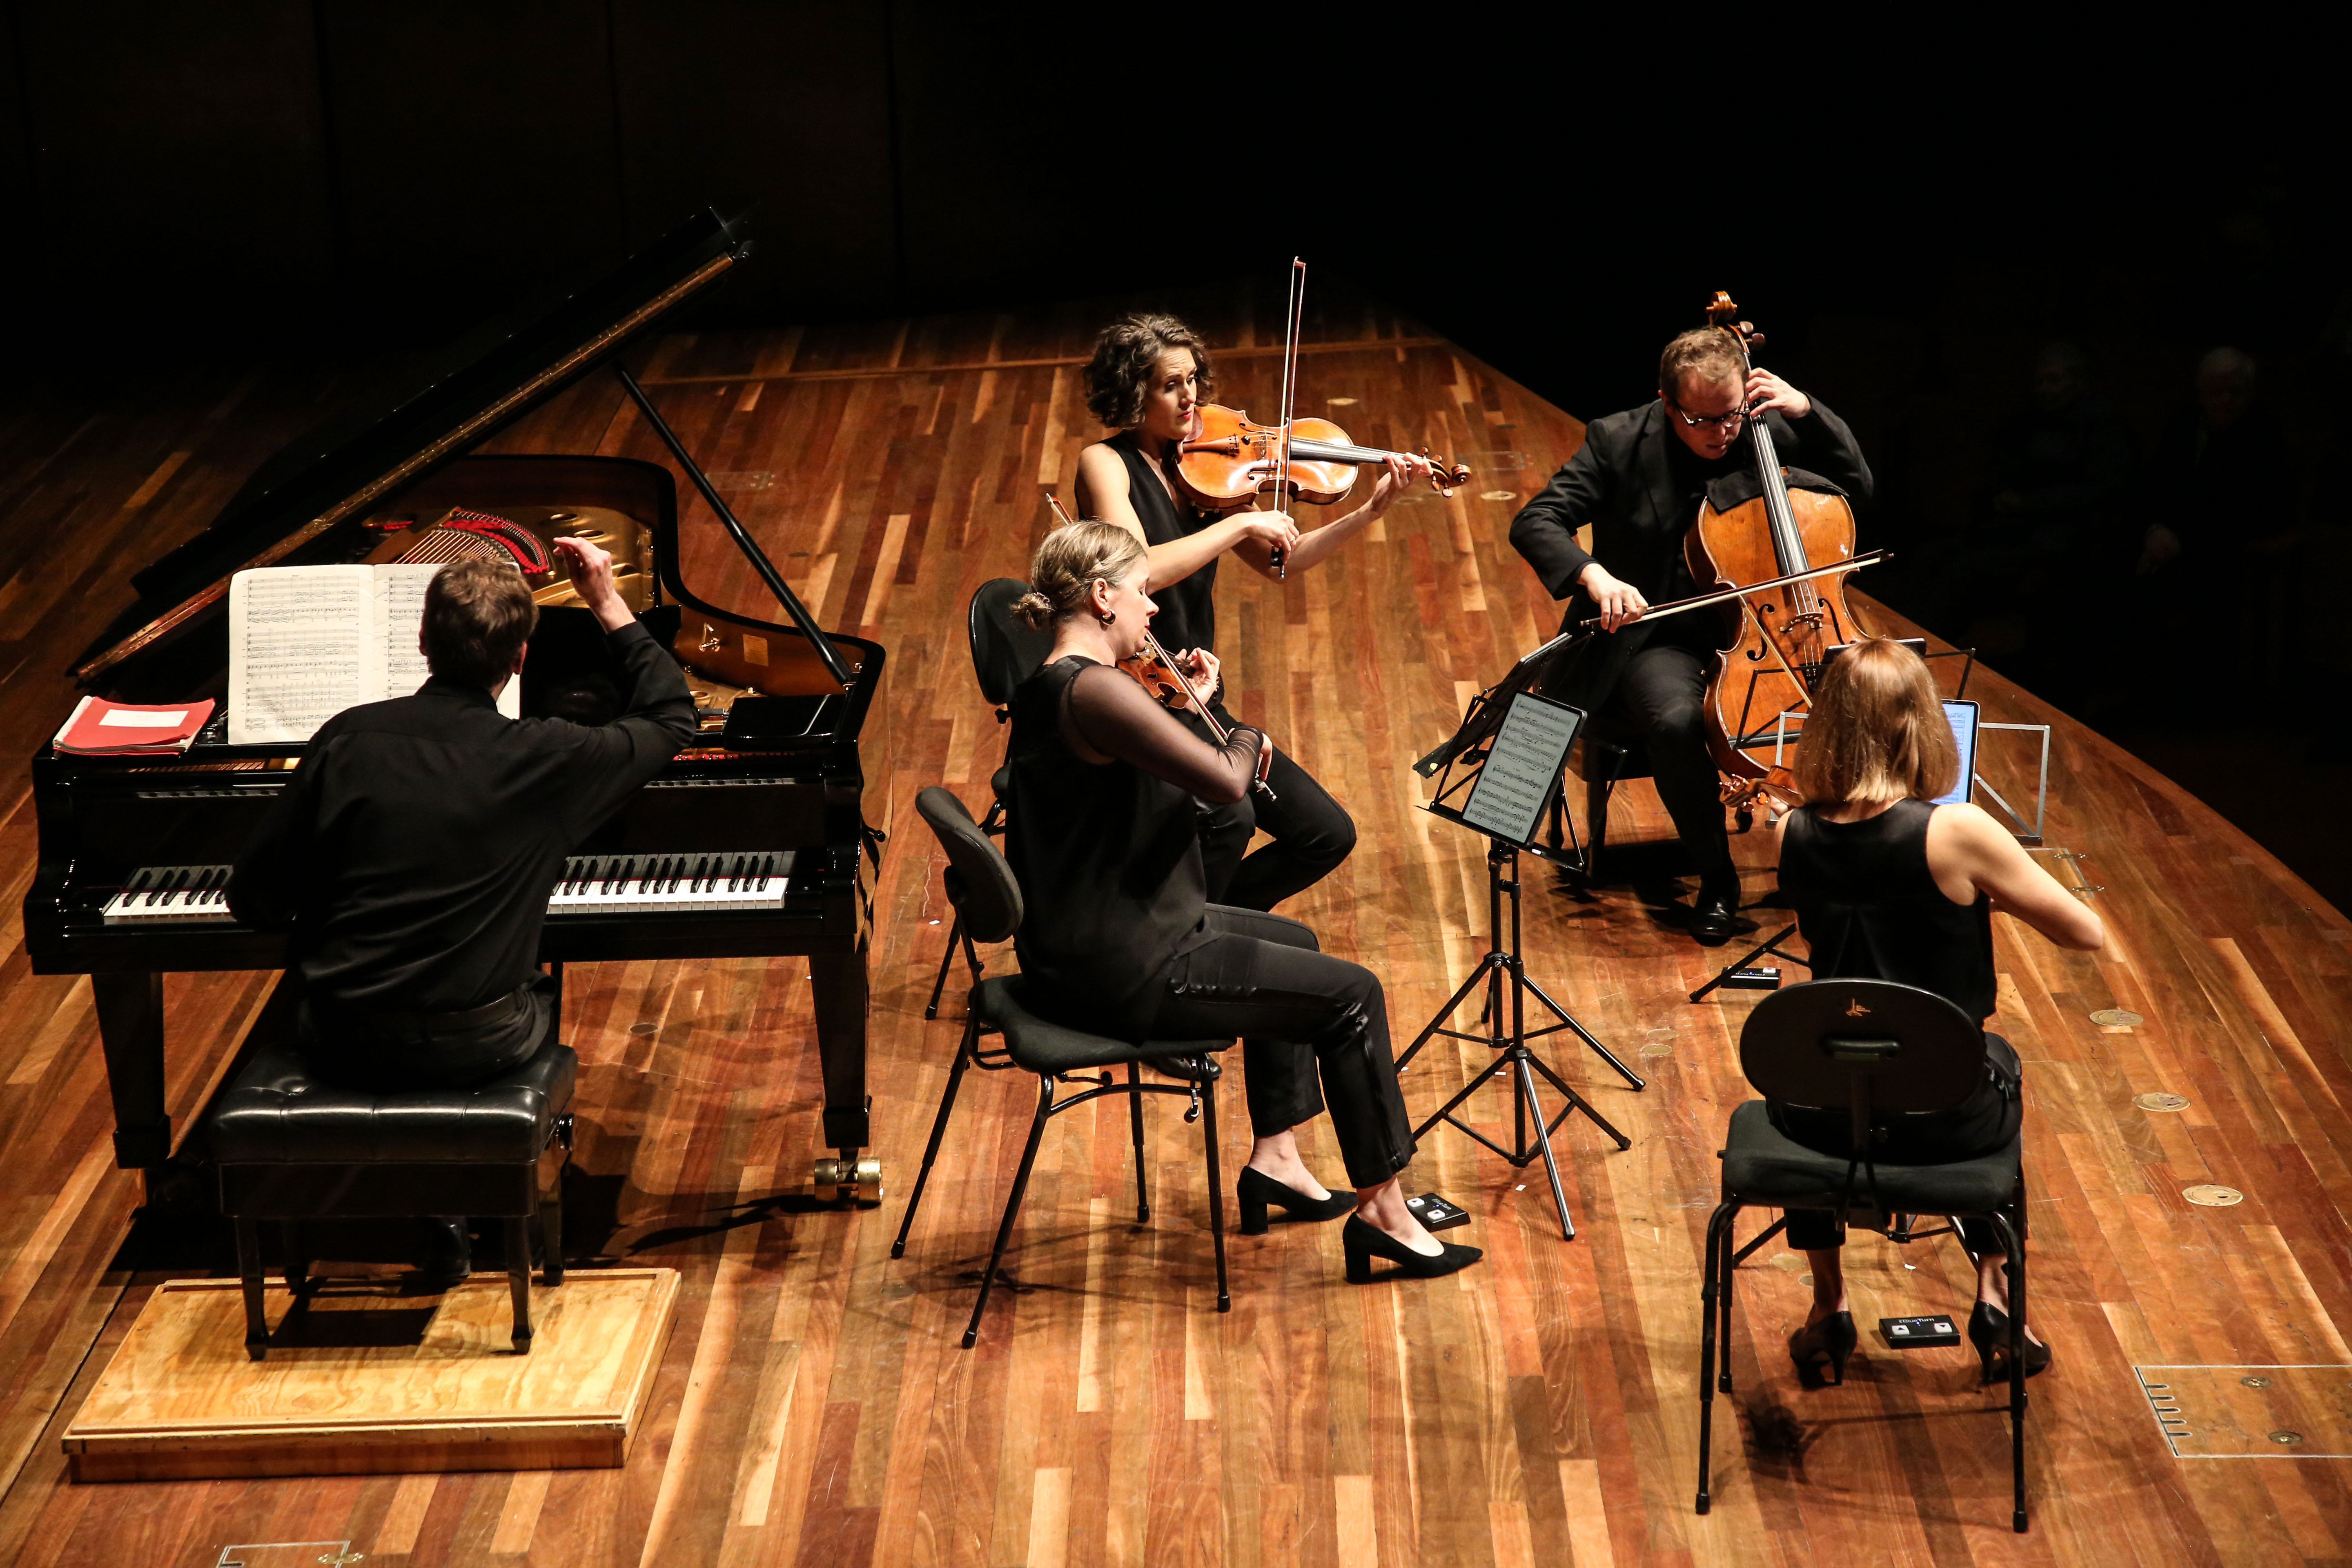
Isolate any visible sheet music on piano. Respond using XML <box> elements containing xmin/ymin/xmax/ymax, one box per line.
<box><xmin>227</xmin><ymin>564</ymin><xmax>521</xmax><ymax>743</ymax></box>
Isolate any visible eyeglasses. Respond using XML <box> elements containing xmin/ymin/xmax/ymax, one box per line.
<box><xmin>1667</xmin><ymin>397</ymin><xmax>1749</xmax><ymax>432</ymax></box>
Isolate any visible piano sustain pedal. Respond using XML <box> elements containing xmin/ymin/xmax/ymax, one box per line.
<box><xmin>813</xmin><ymin>1155</ymin><xmax>883</xmax><ymax>1206</ymax></box>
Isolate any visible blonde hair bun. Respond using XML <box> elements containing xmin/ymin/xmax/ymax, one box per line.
<box><xmin>1021</xmin><ymin>521</ymin><xmax>1146</xmax><ymax>628</ymax></box>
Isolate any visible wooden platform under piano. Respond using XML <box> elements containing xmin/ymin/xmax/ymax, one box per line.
<box><xmin>61</xmin><ymin>1269</ymin><xmax>677</xmax><ymax>1483</ymax></box>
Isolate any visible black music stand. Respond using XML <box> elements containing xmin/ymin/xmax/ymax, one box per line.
<box><xmin>1403</xmin><ymin>682</ymin><xmax>1641</xmax><ymax>1241</ymax></box>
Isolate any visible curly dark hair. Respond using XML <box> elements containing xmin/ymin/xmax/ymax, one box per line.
<box><xmin>1082</xmin><ymin>312</ymin><xmax>1216</xmax><ymax>428</ymax></box>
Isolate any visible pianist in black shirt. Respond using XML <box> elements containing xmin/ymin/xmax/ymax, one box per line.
<box><xmin>229</xmin><ymin>541</ymin><xmax>697</xmax><ymax>1090</ymax></box>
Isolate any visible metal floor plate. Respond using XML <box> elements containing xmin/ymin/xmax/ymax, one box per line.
<box><xmin>2137</xmin><ymin>1366</ymin><xmax>2352</xmax><ymax>1457</ymax></box>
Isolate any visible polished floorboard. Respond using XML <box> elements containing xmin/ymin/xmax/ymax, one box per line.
<box><xmin>0</xmin><ymin>283</ymin><xmax>2347</xmax><ymax>1564</ymax></box>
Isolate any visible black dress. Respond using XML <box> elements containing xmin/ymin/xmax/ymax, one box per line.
<box><xmin>1105</xmin><ymin>432</ymin><xmax>1357</xmax><ymax>911</ymax></box>
<box><xmin>1772</xmin><ymin>798</ymin><xmax>2022</xmax><ymax>1250</ymax></box>
<box><xmin>1004</xmin><ymin>655</ymin><xmax>1415</xmax><ymax>1185</ymax></box>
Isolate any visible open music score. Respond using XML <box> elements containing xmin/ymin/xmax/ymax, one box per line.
<box><xmin>227</xmin><ymin>564</ymin><xmax>521</xmax><ymax>744</ymax></box>
<box><xmin>101</xmin><ymin>852</ymin><xmax>798</xmax><ymax>925</ymax></box>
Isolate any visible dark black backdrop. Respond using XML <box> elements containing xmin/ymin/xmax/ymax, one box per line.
<box><xmin>2</xmin><ymin>7</ymin><xmax>2340</xmax><ymax>580</ymax></box>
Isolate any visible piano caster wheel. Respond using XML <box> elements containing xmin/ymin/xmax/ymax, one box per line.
<box><xmin>813</xmin><ymin>1155</ymin><xmax>883</xmax><ymax>1206</ymax></box>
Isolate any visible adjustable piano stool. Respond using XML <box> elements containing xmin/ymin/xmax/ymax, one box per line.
<box><xmin>209</xmin><ymin>1033</ymin><xmax>576</xmax><ymax>1359</ymax></box>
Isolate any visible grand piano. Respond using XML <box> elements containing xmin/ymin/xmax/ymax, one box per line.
<box><xmin>25</xmin><ymin>209</ymin><xmax>891</xmax><ymax>1203</ymax></box>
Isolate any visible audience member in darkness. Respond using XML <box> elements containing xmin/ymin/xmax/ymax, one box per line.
<box><xmin>1973</xmin><ymin>342</ymin><xmax>2136</xmax><ymax>707</ymax></box>
<box><xmin>2134</xmin><ymin>347</ymin><xmax>2297</xmax><ymax>710</ymax></box>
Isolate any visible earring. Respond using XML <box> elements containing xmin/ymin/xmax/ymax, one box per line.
<box><xmin>1096</xmin><ymin>610</ymin><xmax>1117</xmax><ymax>626</ymax></box>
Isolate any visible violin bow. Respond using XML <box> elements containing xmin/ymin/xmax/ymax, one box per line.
<box><xmin>1042</xmin><ymin>492</ymin><xmax>1224</xmax><ymax>734</ymax></box>
<box><xmin>1267</xmin><ymin>257</ymin><xmax>1306</xmax><ymax>580</ymax></box>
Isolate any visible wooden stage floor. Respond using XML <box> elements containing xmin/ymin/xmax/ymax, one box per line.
<box><xmin>0</xmin><ymin>287</ymin><xmax>2348</xmax><ymax>1565</ymax></box>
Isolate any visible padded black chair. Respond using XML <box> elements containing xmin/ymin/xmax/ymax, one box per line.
<box><xmin>924</xmin><ymin>577</ymin><xmax>1055</xmax><ymax>1020</ymax></box>
<box><xmin>895</xmin><ymin>786</ymin><xmax>1234</xmax><ymax>1347</ymax></box>
<box><xmin>210</xmin><ymin>1027</ymin><xmax>575</xmax><ymax>1360</ymax></box>
<box><xmin>1695</xmin><ymin>978</ymin><xmax>2031</xmax><ymax>1532</ymax></box>
<box><xmin>1553</xmin><ymin>713</ymin><xmax>1653</xmax><ymax>877</ymax></box>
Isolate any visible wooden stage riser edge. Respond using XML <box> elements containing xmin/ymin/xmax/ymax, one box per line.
<box><xmin>68</xmin><ymin>1431</ymin><xmax>627</xmax><ymax>1483</ymax></box>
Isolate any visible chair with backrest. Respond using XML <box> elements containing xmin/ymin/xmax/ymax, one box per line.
<box><xmin>209</xmin><ymin>1013</ymin><xmax>574</xmax><ymax>1360</ymax></box>
<box><xmin>924</xmin><ymin>577</ymin><xmax>1057</xmax><ymax>1020</ymax></box>
<box><xmin>894</xmin><ymin>785</ymin><xmax>1233</xmax><ymax>1347</ymax></box>
<box><xmin>1696</xmin><ymin>977</ymin><xmax>2031</xmax><ymax>1533</ymax></box>
<box><xmin>1555</xmin><ymin>712</ymin><xmax>1654</xmax><ymax>877</ymax></box>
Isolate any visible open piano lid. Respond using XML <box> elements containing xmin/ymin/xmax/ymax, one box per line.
<box><xmin>75</xmin><ymin>209</ymin><xmax>754</xmax><ymax>685</ymax></box>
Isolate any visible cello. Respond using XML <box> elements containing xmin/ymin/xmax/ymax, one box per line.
<box><xmin>1684</xmin><ymin>291</ymin><xmax>1875</xmax><ymax>816</ymax></box>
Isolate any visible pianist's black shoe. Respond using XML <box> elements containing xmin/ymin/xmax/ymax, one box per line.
<box><xmin>411</xmin><ymin>1216</ymin><xmax>472</xmax><ymax>1292</ymax></box>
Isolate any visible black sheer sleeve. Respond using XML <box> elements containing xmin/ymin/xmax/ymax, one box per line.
<box><xmin>1061</xmin><ymin>664</ymin><xmax>1263</xmax><ymax>804</ymax></box>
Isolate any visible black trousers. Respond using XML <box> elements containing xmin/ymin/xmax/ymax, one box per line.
<box><xmin>1183</xmin><ymin>706</ymin><xmax>1357</xmax><ymax>912</ymax></box>
<box><xmin>1770</xmin><ymin>1033</ymin><xmax>2025</xmax><ymax>1254</ymax></box>
<box><xmin>1609</xmin><ymin>637</ymin><xmax>1735</xmax><ymax>885</ymax></box>
<box><xmin>1139</xmin><ymin>906</ymin><xmax>1416</xmax><ymax>1191</ymax></box>
<box><xmin>298</xmin><ymin>975</ymin><xmax>552</xmax><ymax>1091</ymax></box>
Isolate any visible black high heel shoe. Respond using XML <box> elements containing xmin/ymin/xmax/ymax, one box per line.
<box><xmin>1341</xmin><ymin>1214</ymin><xmax>1482</xmax><ymax>1283</ymax></box>
<box><xmin>1236</xmin><ymin>1167</ymin><xmax>1354</xmax><ymax>1234</ymax></box>
<box><xmin>1786</xmin><ymin>1311</ymin><xmax>1858</xmax><ymax>1387</ymax></box>
<box><xmin>1968</xmin><ymin>1302</ymin><xmax>2052</xmax><ymax>1383</ymax></box>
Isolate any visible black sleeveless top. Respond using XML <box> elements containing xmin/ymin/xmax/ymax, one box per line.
<box><xmin>1107</xmin><ymin>431</ymin><xmax>1219</xmax><ymax>655</ymax></box>
<box><xmin>1779</xmin><ymin>798</ymin><xmax>1997</xmax><ymax>1025</ymax></box>
<box><xmin>1004</xmin><ymin>657</ymin><xmax>1213</xmax><ymax>1028</ymax></box>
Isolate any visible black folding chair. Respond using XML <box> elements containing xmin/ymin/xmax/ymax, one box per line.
<box><xmin>1696</xmin><ymin>978</ymin><xmax>2033</xmax><ymax>1533</ymax></box>
<box><xmin>895</xmin><ymin>786</ymin><xmax>1233</xmax><ymax>1347</ymax></box>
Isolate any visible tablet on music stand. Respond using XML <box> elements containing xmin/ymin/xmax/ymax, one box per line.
<box><xmin>1934</xmin><ymin>698</ymin><xmax>1979</xmax><ymax>806</ymax></box>
<box><xmin>1458</xmin><ymin>691</ymin><xmax>1586</xmax><ymax>850</ymax></box>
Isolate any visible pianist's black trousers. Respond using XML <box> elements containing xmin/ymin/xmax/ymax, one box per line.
<box><xmin>296</xmin><ymin>974</ymin><xmax>553</xmax><ymax>1092</ymax></box>
<box><xmin>1139</xmin><ymin>906</ymin><xmax>1415</xmax><ymax>1191</ymax></box>
<box><xmin>1184</xmin><ymin>705</ymin><xmax>1357</xmax><ymax>913</ymax></box>
<box><xmin>295</xmin><ymin>974</ymin><xmax>557</xmax><ymax>1275</ymax></box>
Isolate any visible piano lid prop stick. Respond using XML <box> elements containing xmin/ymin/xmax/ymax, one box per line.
<box><xmin>612</xmin><ymin>363</ymin><xmax>855</xmax><ymax>692</ymax></box>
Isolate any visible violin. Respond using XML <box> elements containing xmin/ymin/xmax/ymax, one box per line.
<box><xmin>1169</xmin><ymin>261</ymin><xmax>1468</xmax><ymax>586</ymax></box>
<box><xmin>1683</xmin><ymin>291</ymin><xmax>1874</xmax><ymax>818</ymax></box>
<box><xmin>1173</xmin><ymin>403</ymin><xmax>1471</xmax><ymax>513</ymax></box>
<box><xmin>1042</xmin><ymin>492</ymin><xmax>1275</xmax><ymax>797</ymax></box>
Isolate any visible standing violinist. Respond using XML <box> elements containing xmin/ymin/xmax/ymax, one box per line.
<box><xmin>1073</xmin><ymin>312</ymin><xmax>1432</xmax><ymax>913</ymax></box>
<box><xmin>1508</xmin><ymin>327</ymin><xmax>1873</xmax><ymax>943</ymax></box>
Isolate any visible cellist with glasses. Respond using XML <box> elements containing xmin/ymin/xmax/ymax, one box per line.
<box><xmin>1507</xmin><ymin>325</ymin><xmax>1873</xmax><ymax>942</ymax></box>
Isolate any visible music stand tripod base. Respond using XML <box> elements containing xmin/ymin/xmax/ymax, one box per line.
<box><xmin>1396</xmin><ymin>835</ymin><xmax>1641</xmax><ymax>1241</ymax></box>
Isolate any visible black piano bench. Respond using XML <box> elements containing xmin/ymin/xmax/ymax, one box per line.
<box><xmin>209</xmin><ymin>1040</ymin><xmax>576</xmax><ymax>1361</ymax></box>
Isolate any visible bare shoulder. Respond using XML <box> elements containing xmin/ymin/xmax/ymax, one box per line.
<box><xmin>1076</xmin><ymin>441</ymin><xmax>1129</xmax><ymax>492</ymax></box>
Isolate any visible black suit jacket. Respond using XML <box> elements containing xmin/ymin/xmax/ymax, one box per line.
<box><xmin>1508</xmin><ymin>398</ymin><xmax>1873</xmax><ymax>711</ymax></box>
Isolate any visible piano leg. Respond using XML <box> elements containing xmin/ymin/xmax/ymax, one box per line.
<box><xmin>810</xmin><ymin>949</ymin><xmax>876</xmax><ymax>1201</ymax></box>
<box><xmin>93</xmin><ymin>971</ymin><xmax>172</xmax><ymax>1173</ymax></box>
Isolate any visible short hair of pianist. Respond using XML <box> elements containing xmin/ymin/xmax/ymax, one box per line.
<box><xmin>421</xmin><ymin>556</ymin><xmax>539</xmax><ymax>688</ymax></box>
<box><xmin>1082</xmin><ymin>311</ymin><xmax>1218</xmax><ymax>429</ymax></box>
<box><xmin>1014</xmin><ymin>521</ymin><xmax>1147</xmax><ymax>630</ymax></box>
<box><xmin>1792</xmin><ymin>636</ymin><xmax>1959</xmax><ymax>806</ymax></box>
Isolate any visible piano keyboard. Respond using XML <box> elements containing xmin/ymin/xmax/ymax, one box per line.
<box><xmin>102</xmin><ymin>864</ymin><xmax>234</xmax><ymax>923</ymax></box>
<box><xmin>549</xmin><ymin>852</ymin><xmax>793</xmax><ymax>913</ymax></box>
<box><xmin>100</xmin><ymin>852</ymin><xmax>795</xmax><ymax>925</ymax></box>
